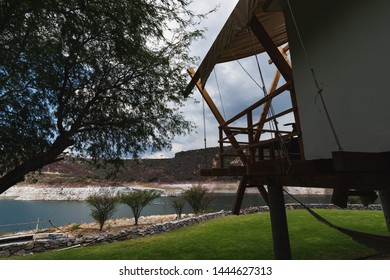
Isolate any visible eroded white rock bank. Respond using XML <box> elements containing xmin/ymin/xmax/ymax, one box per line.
<box><xmin>0</xmin><ymin>183</ymin><xmax>331</xmax><ymax>201</ymax></box>
<box><xmin>0</xmin><ymin>185</ymin><xmax>164</xmax><ymax>200</ymax></box>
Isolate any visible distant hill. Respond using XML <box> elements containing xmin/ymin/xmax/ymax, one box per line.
<box><xmin>24</xmin><ymin>147</ymin><xmax>237</xmax><ymax>186</ymax></box>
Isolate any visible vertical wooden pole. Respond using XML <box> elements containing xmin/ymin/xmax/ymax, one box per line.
<box><xmin>267</xmin><ymin>177</ymin><xmax>292</xmax><ymax>259</ymax></box>
<box><xmin>379</xmin><ymin>190</ymin><xmax>390</xmax><ymax>234</ymax></box>
<box><xmin>247</xmin><ymin>112</ymin><xmax>256</xmax><ymax>164</ymax></box>
<box><xmin>219</xmin><ymin>127</ymin><xmax>224</xmax><ymax>168</ymax></box>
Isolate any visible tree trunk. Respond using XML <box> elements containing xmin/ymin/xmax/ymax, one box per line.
<box><xmin>379</xmin><ymin>190</ymin><xmax>390</xmax><ymax>235</ymax></box>
<box><xmin>0</xmin><ymin>135</ymin><xmax>74</xmax><ymax>194</ymax></box>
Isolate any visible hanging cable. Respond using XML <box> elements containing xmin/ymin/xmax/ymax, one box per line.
<box><xmin>231</xmin><ymin>44</ymin><xmax>293</xmax><ymax>173</ymax></box>
<box><xmin>213</xmin><ymin>67</ymin><xmax>227</xmax><ymax>120</ymax></box>
<box><xmin>201</xmin><ymin>97</ymin><xmax>208</xmax><ymax>166</ymax></box>
<box><xmin>234</xmin><ymin>57</ymin><xmax>264</xmax><ymax>89</ymax></box>
<box><xmin>286</xmin><ymin>0</ymin><xmax>343</xmax><ymax>152</ymax></box>
<box><xmin>249</xmin><ymin>30</ymin><xmax>293</xmax><ymax>174</ymax></box>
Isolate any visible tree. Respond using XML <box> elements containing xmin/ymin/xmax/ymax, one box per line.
<box><xmin>171</xmin><ymin>198</ymin><xmax>186</xmax><ymax>219</ymax></box>
<box><xmin>120</xmin><ymin>190</ymin><xmax>161</xmax><ymax>225</ymax></box>
<box><xmin>86</xmin><ymin>194</ymin><xmax>119</xmax><ymax>231</ymax></box>
<box><xmin>183</xmin><ymin>185</ymin><xmax>213</xmax><ymax>215</ymax></box>
<box><xmin>0</xmin><ymin>0</ymin><xmax>209</xmax><ymax>194</ymax></box>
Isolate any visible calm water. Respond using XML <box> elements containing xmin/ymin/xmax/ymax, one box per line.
<box><xmin>0</xmin><ymin>194</ymin><xmax>332</xmax><ymax>234</ymax></box>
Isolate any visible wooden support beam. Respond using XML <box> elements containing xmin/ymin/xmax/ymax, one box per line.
<box><xmin>233</xmin><ymin>177</ymin><xmax>248</xmax><ymax>215</ymax></box>
<box><xmin>249</xmin><ymin>16</ymin><xmax>293</xmax><ymax>82</ymax></box>
<box><xmin>348</xmin><ymin>190</ymin><xmax>378</xmax><ymax>206</ymax></box>
<box><xmin>378</xmin><ymin>191</ymin><xmax>390</xmax><ymax>233</ymax></box>
<box><xmin>331</xmin><ymin>175</ymin><xmax>349</xmax><ymax>208</ymax></box>
<box><xmin>187</xmin><ymin>67</ymin><xmax>248</xmax><ymax>165</ymax></box>
<box><xmin>187</xmin><ymin>67</ymin><xmax>224</xmax><ymax>124</ymax></box>
<box><xmin>264</xmin><ymin>108</ymin><xmax>294</xmax><ymax>123</ymax></box>
<box><xmin>223</xmin><ymin>82</ymin><xmax>291</xmax><ymax>126</ymax></box>
<box><xmin>333</xmin><ymin>151</ymin><xmax>390</xmax><ymax>172</ymax></box>
<box><xmin>268</xmin><ymin>44</ymin><xmax>290</xmax><ymax>64</ymax></box>
<box><xmin>255</xmin><ymin>70</ymin><xmax>281</xmax><ymax>142</ymax></box>
<box><xmin>267</xmin><ymin>177</ymin><xmax>291</xmax><ymax>260</ymax></box>
<box><xmin>257</xmin><ymin>185</ymin><xmax>269</xmax><ymax>206</ymax></box>
<box><xmin>255</xmin><ymin>45</ymin><xmax>291</xmax><ymax>142</ymax></box>
<box><xmin>233</xmin><ymin>177</ymin><xmax>270</xmax><ymax>214</ymax></box>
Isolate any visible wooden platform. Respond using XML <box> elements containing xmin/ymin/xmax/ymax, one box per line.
<box><xmin>201</xmin><ymin>151</ymin><xmax>390</xmax><ymax>208</ymax></box>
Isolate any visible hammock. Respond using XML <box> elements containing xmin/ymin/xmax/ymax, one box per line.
<box><xmin>284</xmin><ymin>190</ymin><xmax>390</xmax><ymax>253</ymax></box>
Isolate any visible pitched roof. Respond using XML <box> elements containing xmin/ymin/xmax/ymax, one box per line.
<box><xmin>185</xmin><ymin>0</ymin><xmax>287</xmax><ymax>96</ymax></box>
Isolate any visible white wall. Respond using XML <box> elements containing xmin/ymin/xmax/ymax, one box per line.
<box><xmin>285</xmin><ymin>0</ymin><xmax>390</xmax><ymax>159</ymax></box>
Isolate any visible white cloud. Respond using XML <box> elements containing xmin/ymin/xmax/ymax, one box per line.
<box><xmin>144</xmin><ymin>0</ymin><xmax>292</xmax><ymax>159</ymax></box>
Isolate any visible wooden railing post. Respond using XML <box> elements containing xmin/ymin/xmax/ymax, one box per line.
<box><xmin>247</xmin><ymin>112</ymin><xmax>256</xmax><ymax>164</ymax></box>
<box><xmin>219</xmin><ymin>127</ymin><xmax>224</xmax><ymax>168</ymax></box>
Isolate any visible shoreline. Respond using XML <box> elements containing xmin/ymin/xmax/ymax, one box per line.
<box><xmin>0</xmin><ymin>204</ymin><xmax>384</xmax><ymax>258</ymax></box>
<box><xmin>0</xmin><ymin>183</ymin><xmax>332</xmax><ymax>201</ymax></box>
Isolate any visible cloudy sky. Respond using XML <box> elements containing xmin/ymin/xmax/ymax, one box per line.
<box><xmin>147</xmin><ymin>0</ymin><xmax>293</xmax><ymax>159</ymax></box>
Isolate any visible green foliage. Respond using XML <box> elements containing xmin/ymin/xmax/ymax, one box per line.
<box><xmin>0</xmin><ymin>0</ymin><xmax>211</xmax><ymax>191</ymax></box>
<box><xmin>171</xmin><ymin>198</ymin><xmax>186</xmax><ymax>219</ymax></box>
<box><xmin>15</xmin><ymin>210</ymin><xmax>387</xmax><ymax>260</ymax></box>
<box><xmin>120</xmin><ymin>190</ymin><xmax>161</xmax><ymax>225</ymax></box>
<box><xmin>348</xmin><ymin>196</ymin><xmax>361</xmax><ymax>204</ymax></box>
<box><xmin>86</xmin><ymin>195</ymin><xmax>119</xmax><ymax>231</ymax></box>
<box><xmin>183</xmin><ymin>185</ymin><xmax>213</xmax><ymax>215</ymax></box>
<box><xmin>70</xmin><ymin>224</ymin><xmax>81</xmax><ymax>231</ymax></box>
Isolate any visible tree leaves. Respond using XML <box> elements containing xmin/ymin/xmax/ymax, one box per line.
<box><xmin>0</xmin><ymin>1</ymin><xmax>206</xmax><ymax>183</ymax></box>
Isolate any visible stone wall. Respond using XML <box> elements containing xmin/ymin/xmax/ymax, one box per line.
<box><xmin>0</xmin><ymin>204</ymin><xmax>383</xmax><ymax>258</ymax></box>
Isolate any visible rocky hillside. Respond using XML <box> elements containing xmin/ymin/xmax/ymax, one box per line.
<box><xmin>24</xmin><ymin>147</ymin><xmax>236</xmax><ymax>186</ymax></box>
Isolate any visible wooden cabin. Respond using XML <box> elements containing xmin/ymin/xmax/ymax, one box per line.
<box><xmin>186</xmin><ymin>0</ymin><xmax>390</xmax><ymax>259</ymax></box>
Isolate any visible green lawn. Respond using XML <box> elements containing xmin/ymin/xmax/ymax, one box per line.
<box><xmin>14</xmin><ymin>209</ymin><xmax>388</xmax><ymax>260</ymax></box>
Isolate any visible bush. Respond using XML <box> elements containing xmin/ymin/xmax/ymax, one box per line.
<box><xmin>86</xmin><ymin>195</ymin><xmax>119</xmax><ymax>231</ymax></box>
<box><xmin>171</xmin><ymin>198</ymin><xmax>186</xmax><ymax>219</ymax></box>
<box><xmin>183</xmin><ymin>185</ymin><xmax>213</xmax><ymax>215</ymax></box>
<box><xmin>70</xmin><ymin>224</ymin><xmax>82</xmax><ymax>231</ymax></box>
<box><xmin>121</xmin><ymin>190</ymin><xmax>161</xmax><ymax>225</ymax></box>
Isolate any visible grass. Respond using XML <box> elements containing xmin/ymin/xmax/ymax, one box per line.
<box><xmin>13</xmin><ymin>209</ymin><xmax>388</xmax><ymax>260</ymax></box>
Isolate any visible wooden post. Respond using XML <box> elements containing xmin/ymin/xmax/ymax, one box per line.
<box><xmin>267</xmin><ymin>177</ymin><xmax>292</xmax><ymax>259</ymax></box>
<box><xmin>219</xmin><ymin>127</ymin><xmax>224</xmax><ymax>168</ymax></box>
<box><xmin>379</xmin><ymin>190</ymin><xmax>390</xmax><ymax>235</ymax></box>
<box><xmin>247</xmin><ymin>112</ymin><xmax>256</xmax><ymax>164</ymax></box>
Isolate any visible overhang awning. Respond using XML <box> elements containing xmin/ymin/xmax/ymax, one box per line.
<box><xmin>184</xmin><ymin>0</ymin><xmax>288</xmax><ymax>96</ymax></box>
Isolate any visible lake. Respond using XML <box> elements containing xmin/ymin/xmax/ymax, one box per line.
<box><xmin>0</xmin><ymin>193</ymin><xmax>332</xmax><ymax>234</ymax></box>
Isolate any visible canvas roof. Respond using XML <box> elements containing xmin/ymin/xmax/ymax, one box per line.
<box><xmin>185</xmin><ymin>0</ymin><xmax>287</xmax><ymax>96</ymax></box>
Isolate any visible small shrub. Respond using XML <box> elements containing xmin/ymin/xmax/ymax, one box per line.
<box><xmin>171</xmin><ymin>198</ymin><xmax>186</xmax><ymax>219</ymax></box>
<box><xmin>70</xmin><ymin>224</ymin><xmax>82</xmax><ymax>231</ymax></box>
<box><xmin>183</xmin><ymin>185</ymin><xmax>213</xmax><ymax>215</ymax></box>
<box><xmin>348</xmin><ymin>196</ymin><xmax>361</xmax><ymax>204</ymax></box>
<box><xmin>120</xmin><ymin>190</ymin><xmax>161</xmax><ymax>225</ymax></box>
<box><xmin>86</xmin><ymin>195</ymin><xmax>119</xmax><ymax>231</ymax></box>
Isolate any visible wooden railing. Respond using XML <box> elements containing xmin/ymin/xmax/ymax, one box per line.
<box><xmin>217</xmin><ymin>81</ymin><xmax>301</xmax><ymax>168</ymax></box>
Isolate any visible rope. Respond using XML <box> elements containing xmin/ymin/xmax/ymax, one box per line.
<box><xmin>283</xmin><ymin>188</ymin><xmax>390</xmax><ymax>253</ymax></box>
<box><xmin>201</xmin><ymin>97</ymin><xmax>208</xmax><ymax>166</ymax></box>
<box><xmin>213</xmin><ymin>67</ymin><xmax>226</xmax><ymax>120</ymax></box>
<box><xmin>234</xmin><ymin>57</ymin><xmax>264</xmax><ymax>89</ymax></box>
<box><xmin>286</xmin><ymin>0</ymin><xmax>343</xmax><ymax>152</ymax></box>
<box><xmin>250</xmin><ymin>32</ymin><xmax>268</xmax><ymax>96</ymax></box>
<box><xmin>249</xmin><ymin>30</ymin><xmax>293</xmax><ymax>174</ymax></box>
